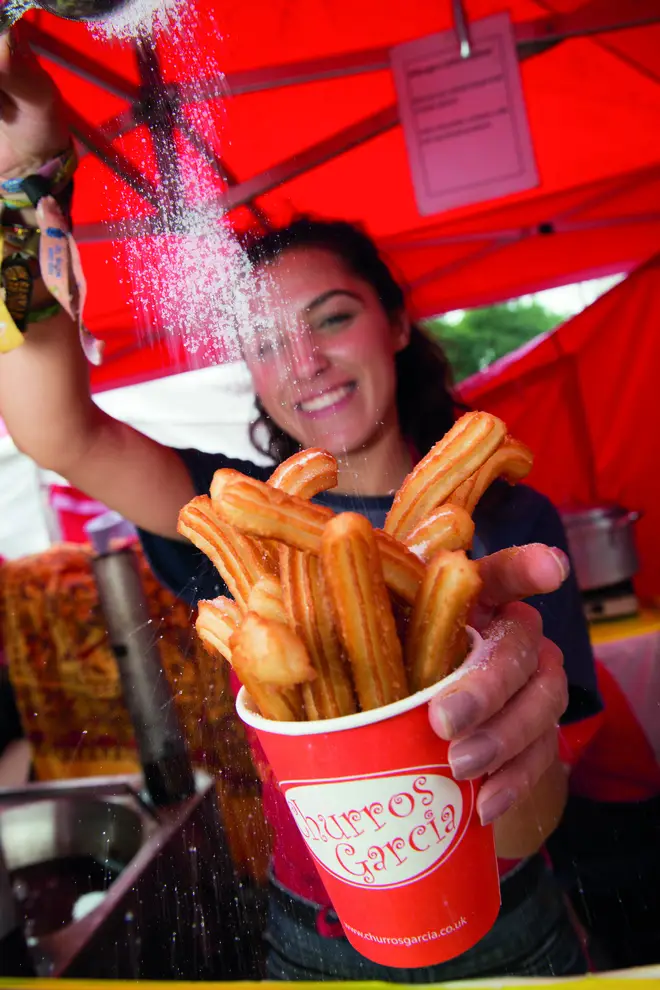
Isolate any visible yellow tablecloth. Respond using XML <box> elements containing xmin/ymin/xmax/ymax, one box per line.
<box><xmin>589</xmin><ymin>608</ymin><xmax>660</xmax><ymax>646</ymax></box>
<box><xmin>588</xmin><ymin>607</ymin><xmax>660</xmax><ymax>767</ymax></box>
<box><xmin>2</xmin><ymin>969</ymin><xmax>660</xmax><ymax>988</ymax></box>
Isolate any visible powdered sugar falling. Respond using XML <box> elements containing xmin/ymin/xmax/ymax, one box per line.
<box><xmin>99</xmin><ymin>1</ymin><xmax>284</xmax><ymax>372</ymax></box>
<box><xmin>90</xmin><ymin>0</ymin><xmax>187</xmax><ymax>42</ymax></box>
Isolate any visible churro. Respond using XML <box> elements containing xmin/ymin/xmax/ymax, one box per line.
<box><xmin>269</xmin><ymin>449</ymin><xmax>354</xmax><ymax>716</ymax></box>
<box><xmin>406</xmin><ymin>550</ymin><xmax>482</xmax><ymax>692</ymax></box>
<box><xmin>384</xmin><ymin>412</ymin><xmax>507</xmax><ymax>539</ymax></box>
<box><xmin>448</xmin><ymin>439</ymin><xmax>533</xmax><ymax>515</ymax></box>
<box><xmin>322</xmin><ymin>513</ymin><xmax>408</xmax><ymax>711</ymax></box>
<box><xmin>375</xmin><ymin>530</ymin><xmax>425</xmax><ymax>605</ymax></box>
<box><xmin>209</xmin><ymin>467</ymin><xmax>252</xmax><ymax>504</ymax></box>
<box><xmin>281</xmin><ymin>548</ymin><xmax>356</xmax><ymax>719</ymax></box>
<box><xmin>218</xmin><ymin>479</ymin><xmax>331</xmax><ymax>555</ymax></box>
<box><xmin>181</xmin><ymin>415</ymin><xmax>532</xmax><ymax>723</ymax></box>
<box><xmin>196</xmin><ymin>596</ymin><xmax>302</xmax><ymax>721</ymax></box>
<box><xmin>231</xmin><ymin>642</ymin><xmax>304</xmax><ymax>722</ymax></box>
<box><xmin>210</xmin><ymin>470</ymin><xmax>280</xmax><ymax>573</ymax></box>
<box><xmin>269</xmin><ymin>448</ymin><xmax>338</xmax><ymax>499</ymax></box>
<box><xmin>231</xmin><ymin>613</ymin><xmax>316</xmax><ymax>687</ymax></box>
<box><xmin>404</xmin><ymin>504</ymin><xmax>475</xmax><ymax>561</ymax></box>
<box><xmin>247</xmin><ymin>576</ymin><xmax>289</xmax><ymax>626</ymax></box>
<box><xmin>177</xmin><ymin>496</ymin><xmax>270</xmax><ymax>611</ymax></box>
<box><xmin>217</xmin><ymin>479</ymin><xmax>424</xmax><ymax>604</ymax></box>
<box><xmin>196</xmin><ymin>596</ymin><xmax>241</xmax><ymax>662</ymax></box>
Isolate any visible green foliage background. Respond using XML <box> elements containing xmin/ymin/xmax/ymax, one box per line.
<box><xmin>423</xmin><ymin>300</ymin><xmax>564</xmax><ymax>383</ymax></box>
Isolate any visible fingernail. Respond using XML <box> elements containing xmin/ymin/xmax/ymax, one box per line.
<box><xmin>479</xmin><ymin>788</ymin><xmax>518</xmax><ymax>825</ymax></box>
<box><xmin>430</xmin><ymin>691</ymin><xmax>479</xmax><ymax>737</ymax></box>
<box><xmin>549</xmin><ymin>547</ymin><xmax>570</xmax><ymax>583</ymax></box>
<box><xmin>449</xmin><ymin>733</ymin><xmax>499</xmax><ymax>779</ymax></box>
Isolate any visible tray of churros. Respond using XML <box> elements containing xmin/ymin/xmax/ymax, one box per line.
<box><xmin>178</xmin><ymin>412</ymin><xmax>533</xmax><ymax>968</ymax></box>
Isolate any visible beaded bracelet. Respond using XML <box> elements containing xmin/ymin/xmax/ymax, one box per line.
<box><xmin>0</xmin><ymin>147</ymin><xmax>102</xmax><ymax>363</ymax></box>
<box><xmin>0</xmin><ymin>147</ymin><xmax>77</xmax><ymax>212</ymax></box>
<box><xmin>27</xmin><ymin>301</ymin><xmax>62</xmax><ymax>324</ymax></box>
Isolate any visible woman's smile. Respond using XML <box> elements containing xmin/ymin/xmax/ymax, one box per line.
<box><xmin>295</xmin><ymin>381</ymin><xmax>357</xmax><ymax>418</ymax></box>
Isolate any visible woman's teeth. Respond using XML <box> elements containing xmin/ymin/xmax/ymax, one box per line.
<box><xmin>298</xmin><ymin>384</ymin><xmax>353</xmax><ymax>413</ymax></box>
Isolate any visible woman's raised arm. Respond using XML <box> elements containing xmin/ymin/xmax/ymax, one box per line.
<box><xmin>0</xmin><ymin>31</ymin><xmax>194</xmax><ymax>538</ymax></box>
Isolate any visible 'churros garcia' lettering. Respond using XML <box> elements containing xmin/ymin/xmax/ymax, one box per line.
<box><xmin>282</xmin><ymin>767</ymin><xmax>472</xmax><ymax>888</ymax></box>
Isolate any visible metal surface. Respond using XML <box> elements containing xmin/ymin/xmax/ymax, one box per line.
<box><xmin>135</xmin><ymin>36</ymin><xmax>183</xmax><ymax>223</ymax></box>
<box><xmin>0</xmin><ymin>773</ymin><xmax>266</xmax><ymax>980</ymax></box>
<box><xmin>66</xmin><ymin>102</ymin><xmax>159</xmax><ymax>208</ymax></box>
<box><xmin>452</xmin><ymin>0</ymin><xmax>472</xmax><ymax>58</ymax></box>
<box><xmin>0</xmin><ymin>798</ymin><xmax>144</xmax><ymax>873</ymax></box>
<box><xmin>0</xmin><ymin>773</ymin><xmax>159</xmax><ymax>815</ymax></box>
<box><xmin>0</xmin><ymin>843</ymin><xmax>21</xmax><ymax>941</ymax></box>
<box><xmin>561</xmin><ymin>504</ymin><xmax>641</xmax><ymax>592</ymax></box>
<box><xmin>0</xmin><ymin>0</ymin><xmax>133</xmax><ymax>34</ymax></box>
<box><xmin>561</xmin><ymin>504</ymin><xmax>641</xmax><ymax>528</ymax></box>
<box><xmin>23</xmin><ymin>22</ymin><xmax>140</xmax><ymax>101</ymax></box>
<box><xmin>583</xmin><ymin>587</ymin><xmax>639</xmax><ymax>622</ymax></box>
<box><xmin>91</xmin><ymin>548</ymin><xmax>195</xmax><ymax>805</ymax></box>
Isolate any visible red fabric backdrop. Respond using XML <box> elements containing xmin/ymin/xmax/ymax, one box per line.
<box><xmin>459</xmin><ymin>255</ymin><xmax>660</xmax><ymax>601</ymax></box>
<box><xmin>18</xmin><ymin>1</ymin><xmax>660</xmax><ymax>391</ymax></box>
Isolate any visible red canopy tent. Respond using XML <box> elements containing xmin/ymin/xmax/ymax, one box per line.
<box><xmin>460</xmin><ymin>252</ymin><xmax>660</xmax><ymax>601</ymax></box>
<box><xmin>20</xmin><ymin>0</ymin><xmax>660</xmax><ymax>391</ymax></box>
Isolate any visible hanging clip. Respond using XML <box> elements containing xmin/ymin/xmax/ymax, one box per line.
<box><xmin>452</xmin><ymin>0</ymin><xmax>472</xmax><ymax>59</ymax></box>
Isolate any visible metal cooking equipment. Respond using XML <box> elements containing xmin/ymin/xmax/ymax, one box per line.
<box><xmin>0</xmin><ymin>774</ymin><xmax>266</xmax><ymax>979</ymax></box>
<box><xmin>0</xmin><ymin>0</ymin><xmax>133</xmax><ymax>34</ymax></box>
<box><xmin>0</xmin><ymin>797</ymin><xmax>143</xmax><ymax>875</ymax></box>
<box><xmin>0</xmin><ymin>843</ymin><xmax>35</xmax><ymax>975</ymax></box>
<box><xmin>91</xmin><ymin>538</ymin><xmax>195</xmax><ymax>806</ymax></box>
<box><xmin>560</xmin><ymin>503</ymin><xmax>640</xmax><ymax>593</ymax></box>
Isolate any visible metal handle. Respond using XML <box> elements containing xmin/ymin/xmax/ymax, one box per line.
<box><xmin>614</xmin><ymin>510</ymin><xmax>641</xmax><ymax>528</ymax></box>
<box><xmin>451</xmin><ymin>0</ymin><xmax>472</xmax><ymax>59</ymax></box>
<box><xmin>0</xmin><ymin>0</ymin><xmax>35</xmax><ymax>34</ymax></box>
<box><xmin>0</xmin><ymin>776</ymin><xmax>161</xmax><ymax>820</ymax></box>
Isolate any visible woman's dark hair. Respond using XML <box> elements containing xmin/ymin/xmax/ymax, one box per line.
<box><xmin>245</xmin><ymin>217</ymin><xmax>464</xmax><ymax>463</ymax></box>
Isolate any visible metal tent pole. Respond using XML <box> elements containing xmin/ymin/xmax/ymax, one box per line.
<box><xmin>135</xmin><ymin>34</ymin><xmax>183</xmax><ymax>227</ymax></box>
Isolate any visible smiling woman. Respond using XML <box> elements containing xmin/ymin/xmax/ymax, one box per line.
<box><xmin>243</xmin><ymin>221</ymin><xmax>459</xmax><ymax>485</ymax></box>
<box><xmin>0</xmin><ymin>30</ymin><xmax>602</xmax><ymax>982</ymax></box>
<box><xmin>245</xmin><ymin>248</ymin><xmax>408</xmax><ymax>482</ymax></box>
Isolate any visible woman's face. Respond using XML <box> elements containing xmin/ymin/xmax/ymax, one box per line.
<box><xmin>243</xmin><ymin>247</ymin><xmax>409</xmax><ymax>455</ymax></box>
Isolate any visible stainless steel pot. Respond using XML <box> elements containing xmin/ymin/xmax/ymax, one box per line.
<box><xmin>560</xmin><ymin>504</ymin><xmax>641</xmax><ymax>592</ymax></box>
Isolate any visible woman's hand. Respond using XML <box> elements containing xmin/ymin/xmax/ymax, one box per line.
<box><xmin>0</xmin><ymin>28</ymin><xmax>69</xmax><ymax>179</ymax></box>
<box><xmin>429</xmin><ymin>544</ymin><xmax>570</xmax><ymax>826</ymax></box>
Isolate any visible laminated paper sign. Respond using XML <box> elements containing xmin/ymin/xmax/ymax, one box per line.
<box><xmin>391</xmin><ymin>12</ymin><xmax>539</xmax><ymax>216</ymax></box>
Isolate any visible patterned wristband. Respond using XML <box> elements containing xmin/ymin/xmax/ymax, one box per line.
<box><xmin>27</xmin><ymin>301</ymin><xmax>62</xmax><ymax>325</ymax></box>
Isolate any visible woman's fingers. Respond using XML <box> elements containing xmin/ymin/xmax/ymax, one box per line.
<box><xmin>476</xmin><ymin>727</ymin><xmax>561</xmax><ymax>825</ymax></box>
<box><xmin>446</xmin><ymin>638</ymin><xmax>567</xmax><ymax>780</ymax></box>
<box><xmin>426</xmin><ymin>545</ymin><xmax>571</xmax><ymax>829</ymax></box>
<box><xmin>429</xmin><ymin>601</ymin><xmax>543</xmax><ymax>739</ymax></box>
<box><xmin>471</xmin><ymin>544</ymin><xmax>569</xmax><ymax>630</ymax></box>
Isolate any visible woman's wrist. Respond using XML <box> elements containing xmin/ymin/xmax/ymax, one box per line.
<box><xmin>14</xmin><ymin>206</ymin><xmax>38</xmax><ymax>227</ymax></box>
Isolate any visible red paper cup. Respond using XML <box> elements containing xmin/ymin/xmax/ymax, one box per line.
<box><xmin>237</xmin><ymin>628</ymin><xmax>500</xmax><ymax>968</ymax></box>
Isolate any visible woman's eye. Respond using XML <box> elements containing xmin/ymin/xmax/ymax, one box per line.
<box><xmin>319</xmin><ymin>311</ymin><xmax>352</xmax><ymax>330</ymax></box>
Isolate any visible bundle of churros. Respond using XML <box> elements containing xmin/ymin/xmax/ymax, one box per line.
<box><xmin>178</xmin><ymin>411</ymin><xmax>533</xmax><ymax>722</ymax></box>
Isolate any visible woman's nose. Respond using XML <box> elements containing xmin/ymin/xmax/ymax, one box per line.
<box><xmin>287</xmin><ymin>327</ymin><xmax>328</xmax><ymax>379</ymax></box>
